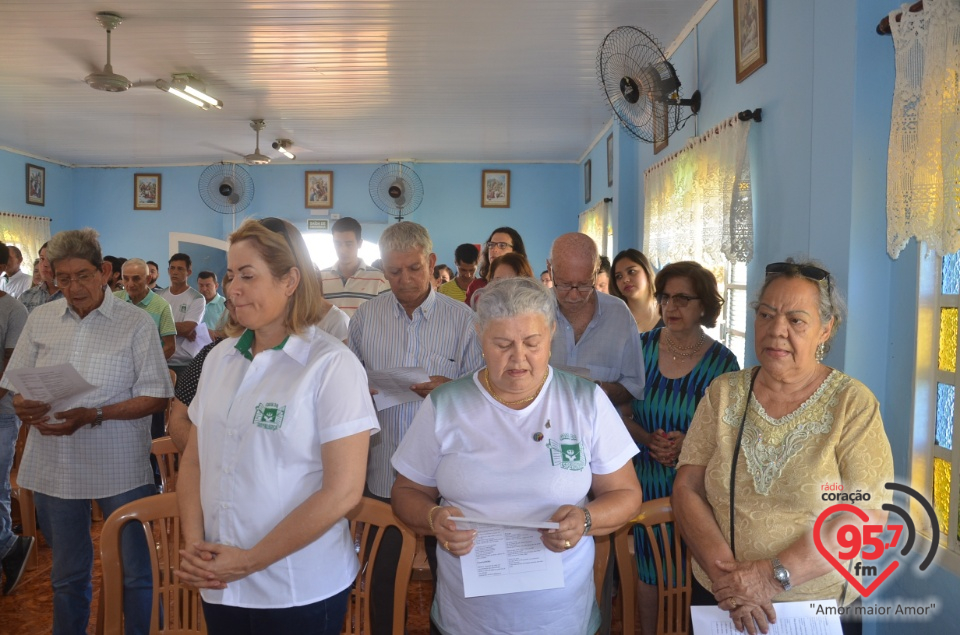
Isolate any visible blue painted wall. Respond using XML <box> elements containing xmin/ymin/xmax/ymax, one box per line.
<box><xmin>588</xmin><ymin>0</ymin><xmax>951</xmax><ymax>631</ymax></box>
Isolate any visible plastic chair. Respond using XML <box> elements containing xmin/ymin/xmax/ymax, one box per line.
<box><xmin>151</xmin><ymin>436</ymin><xmax>180</xmax><ymax>493</ymax></box>
<box><xmin>614</xmin><ymin>497</ymin><xmax>692</xmax><ymax>635</ymax></box>
<box><xmin>99</xmin><ymin>492</ymin><xmax>205</xmax><ymax>635</ymax></box>
<box><xmin>9</xmin><ymin>422</ymin><xmax>37</xmax><ymax>570</ymax></box>
<box><xmin>341</xmin><ymin>497</ymin><xmax>416</xmax><ymax>635</ymax></box>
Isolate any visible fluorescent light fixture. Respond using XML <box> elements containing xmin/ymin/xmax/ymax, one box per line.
<box><xmin>272</xmin><ymin>139</ymin><xmax>296</xmax><ymax>160</ymax></box>
<box><xmin>155</xmin><ymin>74</ymin><xmax>223</xmax><ymax>110</ymax></box>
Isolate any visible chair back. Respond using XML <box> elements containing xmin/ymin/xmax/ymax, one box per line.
<box><xmin>151</xmin><ymin>436</ymin><xmax>180</xmax><ymax>493</ymax></box>
<box><xmin>9</xmin><ymin>422</ymin><xmax>38</xmax><ymax>570</ymax></box>
<box><xmin>99</xmin><ymin>492</ymin><xmax>205</xmax><ymax>635</ymax></box>
<box><xmin>614</xmin><ymin>496</ymin><xmax>692</xmax><ymax>635</ymax></box>
<box><xmin>341</xmin><ymin>497</ymin><xmax>416</xmax><ymax>635</ymax></box>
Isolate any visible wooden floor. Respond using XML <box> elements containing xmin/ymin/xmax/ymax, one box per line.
<box><xmin>0</xmin><ymin>521</ymin><xmax>625</xmax><ymax>635</ymax></box>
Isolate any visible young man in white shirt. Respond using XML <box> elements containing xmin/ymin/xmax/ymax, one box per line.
<box><xmin>158</xmin><ymin>253</ymin><xmax>206</xmax><ymax>380</ymax></box>
<box><xmin>0</xmin><ymin>247</ymin><xmax>32</xmax><ymax>298</ymax></box>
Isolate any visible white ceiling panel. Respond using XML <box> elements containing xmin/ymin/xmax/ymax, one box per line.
<box><xmin>0</xmin><ymin>0</ymin><xmax>705</xmax><ymax>166</ymax></box>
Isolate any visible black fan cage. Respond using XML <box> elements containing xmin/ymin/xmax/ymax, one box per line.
<box><xmin>597</xmin><ymin>26</ymin><xmax>686</xmax><ymax>143</ymax></box>
<box><xmin>369</xmin><ymin>163</ymin><xmax>424</xmax><ymax>220</ymax></box>
<box><xmin>199</xmin><ymin>163</ymin><xmax>255</xmax><ymax>215</ymax></box>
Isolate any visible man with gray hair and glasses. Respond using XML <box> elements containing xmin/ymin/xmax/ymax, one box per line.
<box><xmin>349</xmin><ymin>221</ymin><xmax>482</xmax><ymax>632</ymax></box>
<box><xmin>0</xmin><ymin>228</ymin><xmax>173</xmax><ymax>634</ymax></box>
<box><xmin>548</xmin><ymin>232</ymin><xmax>645</xmax><ymax>406</ymax></box>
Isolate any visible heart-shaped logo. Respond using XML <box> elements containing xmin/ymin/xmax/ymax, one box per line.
<box><xmin>813</xmin><ymin>503</ymin><xmax>899</xmax><ymax>597</ymax></box>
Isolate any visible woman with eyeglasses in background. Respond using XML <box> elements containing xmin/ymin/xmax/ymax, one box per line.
<box><xmin>621</xmin><ymin>260</ymin><xmax>739</xmax><ymax>635</ymax></box>
<box><xmin>464</xmin><ymin>227</ymin><xmax>527</xmax><ymax>306</ymax></box>
<box><xmin>611</xmin><ymin>249</ymin><xmax>660</xmax><ymax>332</ymax></box>
<box><xmin>177</xmin><ymin>217</ymin><xmax>379</xmax><ymax>635</ymax></box>
<box><xmin>672</xmin><ymin>259</ymin><xmax>893</xmax><ymax>635</ymax></box>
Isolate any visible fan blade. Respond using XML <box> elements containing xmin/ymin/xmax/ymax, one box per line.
<box><xmin>395</xmin><ymin>194</ymin><xmax>407</xmax><ymax>207</ymax></box>
<box><xmin>227</xmin><ymin>193</ymin><xmax>241</xmax><ymax>205</ymax></box>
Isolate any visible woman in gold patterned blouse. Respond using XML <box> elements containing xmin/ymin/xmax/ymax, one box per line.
<box><xmin>672</xmin><ymin>260</ymin><xmax>893</xmax><ymax>635</ymax></box>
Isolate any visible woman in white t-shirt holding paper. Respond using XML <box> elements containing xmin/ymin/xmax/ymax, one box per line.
<box><xmin>177</xmin><ymin>218</ymin><xmax>379</xmax><ymax>635</ymax></box>
<box><xmin>391</xmin><ymin>277</ymin><xmax>642</xmax><ymax>635</ymax></box>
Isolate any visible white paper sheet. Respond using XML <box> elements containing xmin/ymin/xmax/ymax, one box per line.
<box><xmin>366</xmin><ymin>367</ymin><xmax>431</xmax><ymax>411</ymax></box>
<box><xmin>5</xmin><ymin>363</ymin><xmax>96</xmax><ymax>421</ymax></box>
<box><xmin>181</xmin><ymin>323</ymin><xmax>213</xmax><ymax>358</ymax></box>
<box><xmin>454</xmin><ymin>520</ymin><xmax>564</xmax><ymax>598</ymax></box>
<box><xmin>691</xmin><ymin>601</ymin><xmax>842</xmax><ymax>635</ymax></box>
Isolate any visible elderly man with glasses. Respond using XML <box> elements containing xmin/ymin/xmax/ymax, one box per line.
<box><xmin>547</xmin><ymin>232</ymin><xmax>645</xmax><ymax>406</ymax></box>
<box><xmin>0</xmin><ymin>228</ymin><xmax>173</xmax><ymax>635</ymax></box>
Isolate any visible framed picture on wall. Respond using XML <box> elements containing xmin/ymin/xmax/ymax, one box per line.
<box><xmin>481</xmin><ymin>170</ymin><xmax>511</xmax><ymax>208</ymax></box>
<box><xmin>606</xmin><ymin>134</ymin><xmax>614</xmax><ymax>187</ymax></box>
<box><xmin>134</xmin><ymin>174</ymin><xmax>162</xmax><ymax>210</ymax></box>
<box><xmin>584</xmin><ymin>160</ymin><xmax>592</xmax><ymax>204</ymax></box>
<box><xmin>26</xmin><ymin>164</ymin><xmax>44</xmax><ymax>206</ymax></box>
<box><xmin>305</xmin><ymin>171</ymin><xmax>334</xmax><ymax>209</ymax></box>
<box><xmin>652</xmin><ymin>103</ymin><xmax>670</xmax><ymax>155</ymax></box>
<box><xmin>734</xmin><ymin>0</ymin><xmax>767</xmax><ymax>83</ymax></box>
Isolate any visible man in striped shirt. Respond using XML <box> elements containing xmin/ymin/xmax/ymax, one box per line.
<box><xmin>320</xmin><ymin>217</ymin><xmax>390</xmax><ymax>317</ymax></box>
<box><xmin>349</xmin><ymin>221</ymin><xmax>481</xmax><ymax>632</ymax></box>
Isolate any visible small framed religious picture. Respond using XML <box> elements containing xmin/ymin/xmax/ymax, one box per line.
<box><xmin>481</xmin><ymin>170</ymin><xmax>510</xmax><ymax>208</ymax></box>
<box><xmin>305</xmin><ymin>171</ymin><xmax>334</xmax><ymax>209</ymax></box>
<box><xmin>26</xmin><ymin>164</ymin><xmax>45</xmax><ymax>206</ymax></box>
<box><xmin>734</xmin><ymin>0</ymin><xmax>767</xmax><ymax>83</ymax></box>
<box><xmin>134</xmin><ymin>174</ymin><xmax>162</xmax><ymax>210</ymax></box>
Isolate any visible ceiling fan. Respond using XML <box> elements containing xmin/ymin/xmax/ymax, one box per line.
<box><xmin>244</xmin><ymin>120</ymin><xmax>271</xmax><ymax>165</ymax></box>
<box><xmin>84</xmin><ymin>12</ymin><xmax>133</xmax><ymax>93</ymax></box>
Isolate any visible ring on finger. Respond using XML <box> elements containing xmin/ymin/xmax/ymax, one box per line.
<box><xmin>444</xmin><ymin>540</ymin><xmax>450</xmax><ymax>551</ymax></box>
<box><xmin>730</xmin><ymin>598</ymin><xmax>737</xmax><ymax>609</ymax></box>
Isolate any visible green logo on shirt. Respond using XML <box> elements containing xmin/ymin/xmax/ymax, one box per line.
<box><xmin>253</xmin><ymin>402</ymin><xmax>286</xmax><ymax>430</ymax></box>
<box><xmin>547</xmin><ymin>434</ymin><xmax>585</xmax><ymax>471</ymax></box>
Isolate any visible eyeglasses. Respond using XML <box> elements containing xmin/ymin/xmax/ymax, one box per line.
<box><xmin>765</xmin><ymin>262</ymin><xmax>833</xmax><ymax>296</ymax></box>
<box><xmin>55</xmin><ymin>270</ymin><xmax>99</xmax><ymax>288</ymax></box>
<box><xmin>554</xmin><ymin>278</ymin><xmax>597</xmax><ymax>293</ymax></box>
<box><xmin>656</xmin><ymin>293</ymin><xmax>700</xmax><ymax>307</ymax></box>
<box><xmin>486</xmin><ymin>241</ymin><xmax>514</xmax><ymax>251</ymax></box>
<box><xmin>260</xmin><ymin>217</ymin><xmax>297</xmax><ymax>254</ymax></box>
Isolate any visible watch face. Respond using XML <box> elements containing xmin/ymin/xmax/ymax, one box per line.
<box><xmin>775</xmin><ymin>569</ymin><xmax>788</xmax><ymax>582</ymax></box>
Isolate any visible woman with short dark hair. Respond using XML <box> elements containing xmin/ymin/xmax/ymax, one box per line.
<box><xmin>622</xmin><ymin>260</ymin><xmax>739</xmax><ymax>635</ymax></box>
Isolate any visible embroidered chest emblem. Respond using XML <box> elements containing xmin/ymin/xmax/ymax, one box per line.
<box><xmin>253</xmin><ymin>402</ymin><xmax>286</xmax><ymax>430</ymax></box>
<box><xmin>547</xmin><ymin>433</ymin><xmax>586</xmax><ymax>471</ymax></box>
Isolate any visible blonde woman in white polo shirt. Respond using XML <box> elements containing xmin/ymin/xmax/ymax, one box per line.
<box><xmin>177</xmin><ymin>217</ymin><xmax>379</xmax><ymax>635</ymax></box>
<box><xmin>391</xmin><ymin>277</ymin><xmax>643</xmax><ymax>635</ymax></box>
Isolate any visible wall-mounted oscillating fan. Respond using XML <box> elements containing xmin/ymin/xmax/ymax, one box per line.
<box><xmin>199</xmin><ymin>163</ymin><xmax>255</xmax><ymax>216</ymax></box>
<box><xmin>369</xmin><ymin>162</ymin><xmax>424</xmax><ymax>222</ymax></box>
<box><xmin>597</xmin><ymin>26</ymin><xmax>702</xmax><ymax>143</ymax></box>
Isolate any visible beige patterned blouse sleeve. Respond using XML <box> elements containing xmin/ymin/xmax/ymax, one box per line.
<box><xmin>677</xmin><ymin>368</ymin><xmax>894</xmax><ymax>605</ymax></box>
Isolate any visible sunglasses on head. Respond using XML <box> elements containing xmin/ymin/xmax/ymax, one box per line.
<box><xmin>259</xmin><ymin>217</ymin><xmax>297</xmax><ymax>253</ymax></box>
<box><xmin>765</xmin><ymin>262</ymin><xmax>832</xmax><ymax>295</ymax></box>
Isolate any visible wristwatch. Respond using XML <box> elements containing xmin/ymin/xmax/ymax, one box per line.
<box><xmin>771</xmin><ymin>557</ymin><xmax>792</xmax><ymax>591</ymax></box>
<box><xmin>580</xmin><ymin>506</ymin><xmax>592</xmax><ymax>536</ymax></box>
<box><xmin>92</xmin><ymin>407</ymin><xmax>103</xmax><ymax>427</ymax></box>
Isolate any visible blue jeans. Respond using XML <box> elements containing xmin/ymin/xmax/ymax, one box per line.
<box><xmin>202</xmin><ymin>586</ymin><xmax>351</xmax><ymax>635</ymax></box>
<box><xmin>35</xmin><ymin>483</ymin><xmax>157</xmax><ymax>635</ymax></box>
<box><xmin>0</xmin><ymin>414</ymin><xmax>19</xmax><ymax>558</ymax></box>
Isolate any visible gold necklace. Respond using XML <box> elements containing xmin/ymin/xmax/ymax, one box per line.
<box><xmin>483</xmin><ymin>368</ymin><xmax>549</xmax><ymax>406</ymax></box>
<box><xmin>663</xmin><ymin>330</ymin><xmax>706</xmax><ymax>361</ymax></box>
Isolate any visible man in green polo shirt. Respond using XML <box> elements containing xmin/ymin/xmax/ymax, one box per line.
<box><xmin>115</xmin><ymin>258</ymin><xmax>176</xmax><ymax>360</ymax></box>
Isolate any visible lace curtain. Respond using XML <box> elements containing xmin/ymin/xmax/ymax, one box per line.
<box><xmin>579</xmin><ymin>199</ymin><xmax>613</xmax><ymax>257</ymax></box>
<box><xmin>887</xmin><ymin>0</ymin><xmax>960</xmax><ymax>258</ymax></box>
<box><xmin>0</xmin><ymin>212</ymin><xmax>51</xmax><ymax>273</ymax></box>
<box><xmin>643</xmin><ymin>117</ymin><xmax>753</xmax><ymax>269</ymax></box>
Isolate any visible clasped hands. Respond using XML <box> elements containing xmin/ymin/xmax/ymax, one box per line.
<box><xmin>647</xmin><ymin>429</ymin><xmax>684</xmax><ymax>467</ymax></box>
<box><xmin>710</xmin><ymin>559</ymin><xmax>782</xmax><ymax>635</ymax></box>
<box><xmin>176</xmin><ymin>541</ymin><xmax>258</xmax><ymax>589</ymax></box>
<box><xmin>430</xmin><ymin>504</ymin><xmax>586</xmax><ymax>557</ymax></box>
<box><xmin>14</xmin><ymin>395</ymin><xmax>94</xmax><ymax>436</ymax></box>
